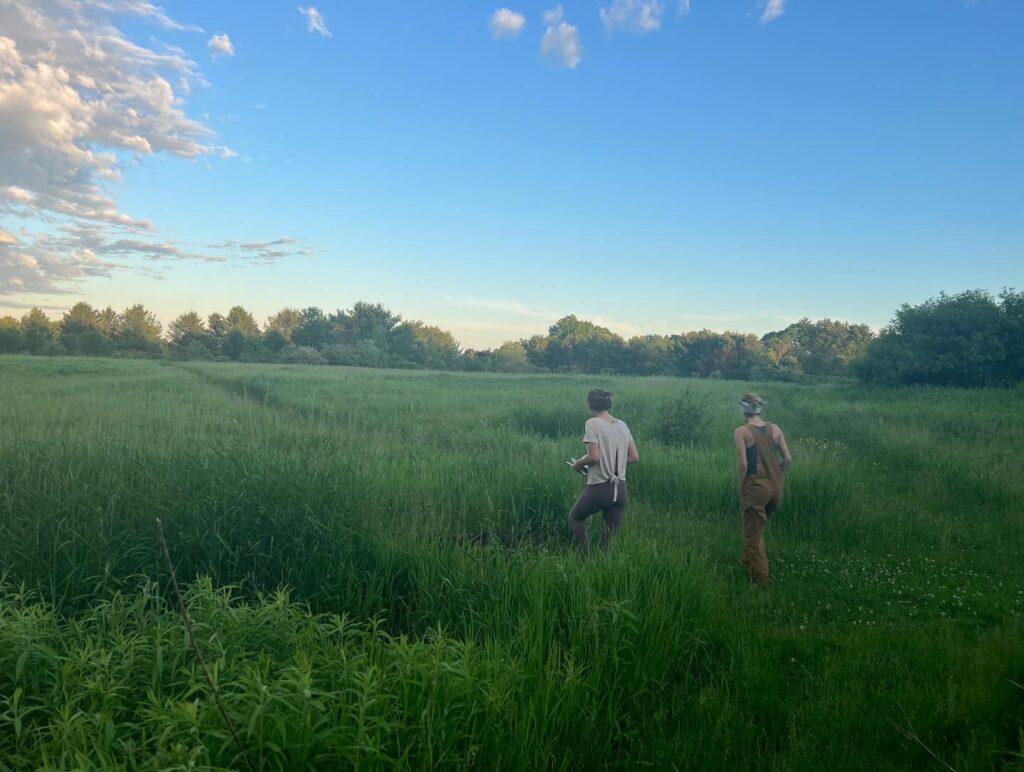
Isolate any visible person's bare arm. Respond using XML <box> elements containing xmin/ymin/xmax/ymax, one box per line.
<box><xmin>733</xmin><ymin>428</ymin><xmax>748</xmax><ymax>491</ymax></box>
<box><xmin>572</xmin><ymin>441</ymin><xmax>600</xmax><ymax>471</ymax></box>
<box><xmin>774</xmin><ymin>426</ymin><xmax>793</xmax><ymax>470</ymax></box>
<box><xmin>627</xmin><ymin>440</ymin><xmax>639</xmax><ymax>464</ymax></box>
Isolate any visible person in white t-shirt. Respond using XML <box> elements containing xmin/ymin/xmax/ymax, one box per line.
<box><xmin>568</xmin><ymin>389</ymin><xmax>640</xmax><ymax>551</ymax></box>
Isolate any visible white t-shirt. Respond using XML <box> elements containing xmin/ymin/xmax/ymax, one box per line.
<box><xmin>582</xmin><ymin>417</ymin><xmax>633</xmax><ymax>486</ymax></box>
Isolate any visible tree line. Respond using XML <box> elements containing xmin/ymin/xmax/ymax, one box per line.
<box><xmin>2</xmin><ymin>289</ymin><xmax>1021</xmax><ymax>385</ymax></box>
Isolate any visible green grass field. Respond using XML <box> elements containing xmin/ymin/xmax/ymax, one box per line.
<box><xmin>1</xmin><ymin>356</ymin><xmax>1022</xmax><ymax>770</ymax></box>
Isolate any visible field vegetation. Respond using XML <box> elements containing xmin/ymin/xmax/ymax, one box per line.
<box><xmin>4</xmin><ymin>287</ymin><xmax>1022</xmax><ymax>386</ymax></box>
<box><xmin>1</xmin><ymin>356</ymin><xmax>1022</xmax><ymax>769</ymax></box>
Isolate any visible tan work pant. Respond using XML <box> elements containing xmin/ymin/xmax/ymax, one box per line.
<box><xmin>740</xmin><ymin>477</ymin><xmax>778</xmax><ymax>586</ymax></box>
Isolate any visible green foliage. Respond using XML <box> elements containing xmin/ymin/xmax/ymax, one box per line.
<box><xmin>292</xmin><ymin>307</ymin><xmax>334</xmax><ymax>349</ymax></box>
<box><xmin>8</xmin><ymin>290</ymin><xmax>1024</xmax><ymax>387</ymax></box>
<box><xmin>168</xmin><ymin>310</ymin><xmax>208</xmax><ymax>348</ymax></box>
<box><xmin>262</xmin><ymin>328</ymin><xmax>290</xmax><ymax>353</ymax></box>
<box><xmin>61</xmin><ymin>329</ymin><xmax>115</xmax><ymax>356</ymax></box>
<box><xmin>181</xmin><ymin>341</ymin><xmax>215</xmax><ymax>361</ymax></box>
<box><xmin>339</xmin><ymin>301</ymin><xmax>402</xmax><ymax>350</ymax></box>
<box><xmin>511</xmin><ymin>405</ymin><xmax>581</xmax><ymax>439</ymax></box>
<box><xmin>96</xmin><ymin>306</ymin><xmax>118</xmax><ymax>336</ymax></box>
<box><xmin>20</xmin><ymin>307</ymin><xmax>55</xmax><ymax>353</ymax></box>
<box><xmin>658</xmin><ymin>390</ymin><xmax>714</xmax><ymax>447</ymax></box>
<box><xmin>266</xmin><ymin>307</ymin><xmax>301</xmax><ymax>341</ymax></box>
<box><xmin>114</xmin><ymin>304</ymin><xmax>163</xmax><ymax>353</ymax></box>
<box><xmin>0</xmin><ymin>359</ymin><xmax>1022</xmax><ymax>769</ymax></box>
<box><xmin>222</xmin><ymin>329</ymin><xmax>260</xmax><ymax>361</ymax></box>
<box><xmin>226</xmin><ymin>305</ymin><xmax>260</xmax><ymax>335</ymax></box>
<box><xmin>762</xmin><ymin>318</ymin><xmax>875</xmax><ymax>377</ymax></box>
<box><xmin>279</xmin><ymin>345</ymin><xmax>327</xmax><ymax>365</ymax></box>
<box><xmin>0</xmin><ymin>316</ymin><xmax>25</xmax><ymax>353</ymax></box>
<box><xmin>207</xmin><ymin>311</ymin><xmax>230</xmax><ymax>345</ymax></box>
<box><xmin>491</xmin><ymin>340</ymin><xmax>534</xmax><ymax>372</ymax></box>
<box><xmin>59</xmin><ymin>301</ymin><xmax>101</xmax><ymax>335</ymax></box>
<box><xmin>57</xmin><ymin>303</ymin><xmax>114</xmax><ymax>356</ymax></box>
<box><xmin>857</xmin><ymin>290</ymin><xmax>1021</xmax><ymax>386</ymax></box>
<box><xmin>398</xmin><ymin>321</ymin><xmax>461</xmax><ymax>369</ymax></box>
<box><xmin>529</xmin><ymin>315</ymin><xmax>625</xmax><ymax>373</ymax></box>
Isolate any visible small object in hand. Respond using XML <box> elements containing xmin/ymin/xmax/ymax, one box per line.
<box><xmin>567</xmin><ymin>457</ymin><xmax>588</xmax><ymax>476</ymax></box>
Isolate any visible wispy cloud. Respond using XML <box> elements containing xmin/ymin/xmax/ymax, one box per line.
<box><xmin>92</xmin><ymin>0</ymin><xmax>204</xmax><ymax>32</ymax></box>
<box><xmin>678</xmin><ymin>0</ymin><xmax>692</xmax><ymax>16</ymax></box>
<box><xmin>207</xmin><ymin>237</ymin><xmax>315</xmax><ymax>263</ymax></box>
<box><xmin>298</xmin><ymin>6</ymin><xmax>332</xmax><ymax>37</ymax></box>
<box><xmin>600</xmin><ymin>0</ymin><xmax>664</xmax><ymax>34</ymax></box>
<box><xmin>0</xmin><ymin>233</ymin><xmax>115</xmax><ymax>295</ymax></box>
<box><xmin>458</xmin><ymin>297</ymin><xmax>556</xmax><ymax>320</ymax></box>
<box><xmin>207</xmin><ymin>33</ymin><xmax>235</xmax><ymax>60</ymax></box>
<box><xmin>760</xmin><ymin>0</ymin><xmax>785</xmax><ymax>24</ymax></box>
<box><xmin>489</xmin><ymin>8</ymin><xmax>526</xmax><ymax>39</ymax></box>
<box><xmin>540</xmin><ymin>6</ymin><xmax>583</xmax><ymax>68</ymax></box>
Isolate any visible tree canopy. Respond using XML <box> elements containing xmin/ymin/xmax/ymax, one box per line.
<box><xmin>4</xmin><ymin>289</ymin><xmax>1021</xmax><ymax>387</ymax></box>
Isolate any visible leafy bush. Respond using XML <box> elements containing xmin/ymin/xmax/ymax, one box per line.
<box><xmin>181</xmin><ymin>342</ymin><xmax>215</xmax><ymax>361</ymax></box>
<box><xmin>279</xmin><ymin>345</ymin><xmax>326</xmax><ymax>366</ymax></box>
<box><xmin>39</xmin><ymin>340</ymin><xmax>67</xmax><ymax>357</ymax></box>
<box><xmin>659</xmin><ymin>390</ymin><xmax>714</xmax><ymax>446</ymax></box>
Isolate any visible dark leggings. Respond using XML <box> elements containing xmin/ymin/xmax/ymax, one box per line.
<box><xmin>569</xmin><ymin>481</ymin><xmax>628</xmax><ymax>551</ymax></box>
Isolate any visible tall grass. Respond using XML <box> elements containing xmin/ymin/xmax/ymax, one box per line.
<box><xmin>0</xmin><ymin>356</ymin><xmax>1022</xmax><ymax>769</ymax></box>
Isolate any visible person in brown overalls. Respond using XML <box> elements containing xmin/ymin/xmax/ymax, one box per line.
<box><xmin>733</xmin><ymin>393</ymin><xmax>792</xmax><ymax>585</ymax></box>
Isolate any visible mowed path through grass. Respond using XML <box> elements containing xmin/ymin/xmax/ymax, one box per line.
<box><xmin>1</xmin><ymin>356</ymin><xmax>1022</xmax><ymax>770</ymax></box>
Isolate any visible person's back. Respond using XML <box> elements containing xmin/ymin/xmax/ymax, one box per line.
<box><xmin>733</xmin><ymin>393</ymin><xmax>792</xmax><ymax>585</ymax></box>
<box><xmin>740</xmin><ymin>421</ymin><xmax>785</xmax><ymax>503</ymax></box>
<box><xmin>583</xmin><ymin>415</ymin><xmax>632</xmax><ymax>492</ymax></box>
<box><xmin>568</xmin><ymin>389</ymin><xmax>640</xmax><ymax>551</ymax></box>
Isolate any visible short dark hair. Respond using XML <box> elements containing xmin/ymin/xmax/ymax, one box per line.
<box><xmin>587</xmin><ymin>389</ymin><xmax>613</xmax><ymax>411</ymax></box>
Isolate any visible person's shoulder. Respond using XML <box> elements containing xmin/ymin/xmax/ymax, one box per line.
<box><xmin>733</xmin><ymin>425</ymin><xmax>748</xmax><ymax>437</ymax></box>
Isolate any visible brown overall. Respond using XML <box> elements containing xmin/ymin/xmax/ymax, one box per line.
<box><xmin>740</xmin><ymin>422</ymin><xmax>784</xmax><ymax>585</ymax></box>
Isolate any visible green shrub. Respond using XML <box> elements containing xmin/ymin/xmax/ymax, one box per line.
<box><xmin>280</xmin><ymin>346</ymin><xmax>327</xmax><ymax>365</ymax></box>
<box><xmin>658</xmin><ymin>390</ymin><xmax>714</xmax><ymax>446</ymax></box>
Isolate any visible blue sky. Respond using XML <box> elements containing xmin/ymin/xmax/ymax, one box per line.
<box><xmin>1</xmin><ymin>0</ymin><xmax>1021</xmax><ymax>347</ymax></box>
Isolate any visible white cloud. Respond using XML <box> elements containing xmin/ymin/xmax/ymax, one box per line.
<box><xmin>298</xmin><ymin>6</ymin><xmax>332</xmax><ymax>38</ymax></box>
<box><xmin>761</xmin><ymin>0</ymin><xmax>785</xmax><ymax>24</ymax></box>
<box><xmin>207</xmin><ymin>33</ymin><xmax>235</xmax><ymax>60</ymax></box>
<box><xmin>87</xmin><ymin>0</ymin><xmax>204</xmax><ymax>32</ymax></box>
<box><xmin>489</xmin><ymin>8</ymin><xmax>526</xmax><ymax>39</ymax></box>
<box><xmin>600</xmin><ymin>0</ymin><xmax>663</xmax><ymax>34</ymax></box>
<box><xmin>0</xmin><ymin>1</ymin><xmax>215</xmax><ymax>231</ymax></box>
<box><xmin>540</xmin><ymin>6</ymin><xmax>583</xmax><ymax>69</ymax></box>
<box><xmin>0</xmin><ymin>1</ymin><xmax>312</xmax><ymax>295</ymax></box>
<box><xmin>678</xmin><ymin>0</ymin><xmax>692</xmax><ymax>16</ymax></box>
